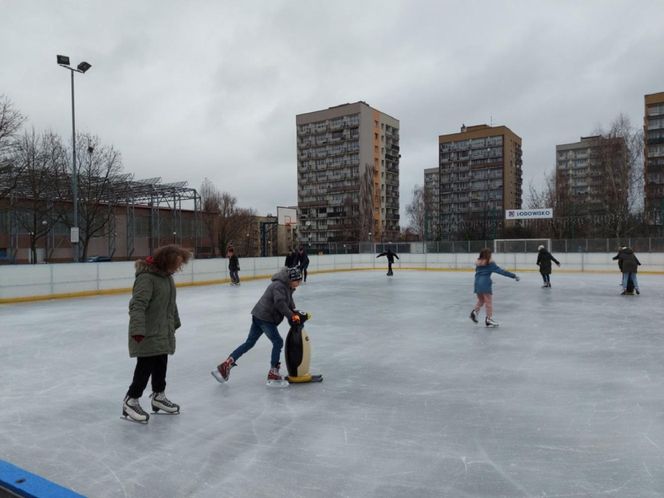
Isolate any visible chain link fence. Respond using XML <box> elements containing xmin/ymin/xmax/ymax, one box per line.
<box><xmin>305</xmin><ymin>238</ymin><xmax>664</xmax><ymax>255</ymax></box>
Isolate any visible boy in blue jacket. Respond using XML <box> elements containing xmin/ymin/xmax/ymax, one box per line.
<box><xmin>470</xmin><ymin>248</ymin><xmax>519</xmax><ymax>327</ymax></box>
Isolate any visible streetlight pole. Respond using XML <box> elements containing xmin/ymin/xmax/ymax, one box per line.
<box><xmin>57</xmin><ymin>55</ymin><xmax>91</xmax><ymax>262</ymax></box>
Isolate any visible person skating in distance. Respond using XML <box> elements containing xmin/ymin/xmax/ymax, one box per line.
<box><xmin>227</xmin><ymin>246</ymin><xmax>240</xmax><ymax>285</ymax></box>
<box><xmin>376</xmin><ymin>246</ymin><xmax>399</xmax><ymax>276</ymax></box>
<box><xmin>212</xmin><ymin>267</ymin><xmax>306</xmax><ymax>386</ymax></box>
<box><xmin>124</xmin><ymin>245</ymin><xmax>191</xmax><ymax>423</ymax></box>
<box><xmin>297</xmin><ymin>245</ymin><xmax>310</xmax><ymax>283</ymax></box>
<box><xmin>536</xmin><ymin>245</ymin><xmax>560</xmax><ymax>288</ymax></box>
<box><xmin>469</xmin><ymin>247</ymin><xmax>520</xmax><ymax>327</ymax></box>
<box><xmin>613</xmin><ymin>246</ymin><xmax>641</xmax><ymax>295</ymax></box>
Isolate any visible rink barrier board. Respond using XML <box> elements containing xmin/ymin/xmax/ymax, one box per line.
<box><xmin>2</xmin><ymin>253</ymin><xmax>664</xmax><ymax>304</ymax></box>
<box><xmin>0</xmin><ymin>460</ymin><xmax>85</xmax><ymax>498</ymax></box>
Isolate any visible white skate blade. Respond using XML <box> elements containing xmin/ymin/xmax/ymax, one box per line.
<box><xmin>151</xmin><ymin>405</ymin><xmax>180</xmax><ymax>415</ymax></box>
<box><xmin>211</xmin><ymin>369</ymin><xmax>227</xmax><ymax>384</ymax></box>
<box><xmin>121</xmin><ymin>415</ymin><xmax>148</xmax><ymax>424</ymax></box>
<box><xmin>266</xmin><ymin>379</ymin><xmax>289</xmax><ymax>388</ymax></box>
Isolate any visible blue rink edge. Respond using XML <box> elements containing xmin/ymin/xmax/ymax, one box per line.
<box><xmin>0</xmin><ymin>460</ymin><xmax>85</xmax><ymax>498</ymax></box>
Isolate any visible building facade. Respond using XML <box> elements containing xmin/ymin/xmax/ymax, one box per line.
<box><xmin>556</xmin><ymin>135</ymin><xmax>627</xmax><ymax>216</ymax></box>
<box><xmin>644</xmin><ymin>92</ymin><xmax>664</xmax><ymax>223</ymax></box>
<box><xmin>423</xmin><ymin>167</ymin><xmax>440</xmax><ymax>240</ymax></box>
<box><xmin>438</xmin><ymin>124</ymin><xmax>522</xmax><ymax>239</ymax></box>
<box><xmin>296</xmin><ymin>101</ymin><xmax>400</xmax><ymax>248</ymax></box>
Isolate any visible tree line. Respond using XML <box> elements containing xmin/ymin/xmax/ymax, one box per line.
<box><xmin>1</xmin><ymin>95</ymin><xmax>262</xmax><ymax>263</ymax></box>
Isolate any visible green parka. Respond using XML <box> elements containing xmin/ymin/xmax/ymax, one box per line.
<box><xmin>127</xmin><ymin>262</ymin><xmax>181</xmax><ymax>358</ymax></box>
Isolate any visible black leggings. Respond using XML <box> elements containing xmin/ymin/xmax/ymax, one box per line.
<box><xmin>127</xmin><ymin>354</ymin><xmax>168</xmax><ymax>398</ymax></box>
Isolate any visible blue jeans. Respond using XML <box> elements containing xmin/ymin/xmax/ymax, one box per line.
<box><xmin>622</xmin><ymin>272</ymin><xmax>639</xmax><ymax>290</ymax></box>
<box><xmin>230</xmin><ymin>316</ymin><xmax>283</xmax><ymax>368</ymax></box>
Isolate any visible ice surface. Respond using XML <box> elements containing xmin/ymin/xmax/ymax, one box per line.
<box><xmin>1</xmin><ymin>270</ymin><xmax>664</xmax><ymax>497</ymax></box>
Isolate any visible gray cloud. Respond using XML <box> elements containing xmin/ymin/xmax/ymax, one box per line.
<box><xmin>2</xmin><ymin>0</ymin><xmax>663</xmax><ymax>220</ymax></box>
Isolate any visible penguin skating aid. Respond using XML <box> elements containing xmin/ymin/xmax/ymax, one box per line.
<box><xmin>285</xmin><ymin>312</ymin><xmax>323</xmax><ymax>384</ymax></box>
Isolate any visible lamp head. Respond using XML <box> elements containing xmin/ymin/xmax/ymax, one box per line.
<box><xmin>77</xmin><ymin>61</ymin><xmax>92</xmax><ymax>73</ymax></box>
<box><xmin>57</xmin><ymin>55</ymin><xmax>70</xmax><ymax>66</ymax></box>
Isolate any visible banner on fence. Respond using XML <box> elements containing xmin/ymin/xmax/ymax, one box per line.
<box><xmin>505</xmin><ymin>208</ymin><xmax>553</xmax><ymax>220</ymax></box>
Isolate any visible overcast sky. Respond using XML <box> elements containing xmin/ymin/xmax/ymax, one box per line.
<box><xmin>2</xmin><ymin>0</ymin><xmax>663</xmax><ymax>223</ymax></box>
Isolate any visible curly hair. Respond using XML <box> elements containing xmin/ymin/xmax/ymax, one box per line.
<box><xmin>140</xmin><ymin>245</ymin><xmax>191</xmax><ymax>274</ymax></box>
<box><xmin>478</xmin><ymin>247</ymin><xmax>492</xmax><ymax>261</ymax></box>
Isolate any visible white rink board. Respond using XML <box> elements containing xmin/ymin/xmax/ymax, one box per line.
<box><xmin>1</xmin><ymin>252</ymin><xmax>663</xmax><ymax>301</ymax></box>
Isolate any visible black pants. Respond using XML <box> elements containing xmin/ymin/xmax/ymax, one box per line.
<box><xmin>301</xmin><ymin>266</ymin><xmax>308</xmax><ymax>282</ymax></box>
<box><xmin>387</xmin><ymin>261</ymin><xmax>393</xmax><ymax>275</ymax></box>
<box><xmin>230</xmin><ymin>269</ymin><xmax>240</xmax><ymax>284</ymax></box>
<box><xmin>127</xmin><ymin>354</ymin><xmax>168</xmax><ymax>398</ymax></box>
<box><xmin>540</xmin><ymin>271</ymin><xmax>550</xmax><ymax>284</ymax></box>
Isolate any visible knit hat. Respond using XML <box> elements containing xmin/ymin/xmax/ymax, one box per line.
<box><xmin>288</xmin><ymin>267</ymin><xmax>302</xmax><ymax>281</ymax></box>
<box><xmin>537</xmin><ymin>245</ymin><xmax>544</xmax><ymax>251</ymax></box>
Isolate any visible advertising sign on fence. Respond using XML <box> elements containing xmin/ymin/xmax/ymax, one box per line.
<box><xmin>505</xmin><ymin>208</ymin><xmax>553</xmax><ymax>220</ymax></box>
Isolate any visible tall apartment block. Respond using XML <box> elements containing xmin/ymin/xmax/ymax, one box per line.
<box><xmin>296</xmin><ymin>102</ymin><xmax>400</xmax><ymax>245</ymax></box>
<box><xmin>438</xmin><ymin>124</ymin><xmax>522</xmax><ymax>239</ymax></box>
<box><xmin>644</xmin><ymin>92</ymin><xmax>664</xmax><ymax>222</ymax></box>
<box><xmin>423</xmin><ymin>168</ymin><xmax>440</xmax><ymax>239</ymax></box>
<box><xmin>556</xmin><ymin>135</ymin><xmax>627</xmax><ymax>215</ymax></box>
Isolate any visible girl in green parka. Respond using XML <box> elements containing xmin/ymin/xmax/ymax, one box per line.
<box><xmin>123</xmin><ymin>245</ymin><xmax>191</xmax><ymax>423</ymax></box>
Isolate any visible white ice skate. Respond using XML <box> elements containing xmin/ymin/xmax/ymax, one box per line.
<box><xmin>469</xmin><ymin>309</ymin><xmax>479</xmax><ymax>323</ymax></box>
<box><xmin>122</xmin><ymin>396</ymin><xmax>149</xmax><ymax>423</ymax></box>
<box><xmin>150</xmin><ymin>392</ymin><xmax>180</xmax><ymax>414</ymax></box>
<box><xmin>485</xmin><ymin>317</ymin><xmax>499</xmax><ymax>328</ymax></box>
<box><xmin>266</xmin><ymin>366</ymin><xmax>289</xmax><ymax>388</ymax></box>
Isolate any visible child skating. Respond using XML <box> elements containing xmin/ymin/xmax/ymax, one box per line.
<box><xmin>212</xmin><ymin>267</ymin><xmax>305</xmax><ymax>386</ymax></box>
<box><xmin>124</xmin><ymin>244</ymin><xmax>191</xmax><ymax>423</ymax></box>
<box><xmin>536</xmin><ymin>245</ymin><xmax>560</xmax><ymax>288</ymax></box>
<box><xmin>469</xmin><ymin>247</ymin><xmax>519</xmax><ymax>327</ymax></box>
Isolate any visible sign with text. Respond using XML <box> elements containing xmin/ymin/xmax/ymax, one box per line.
<box><xmin>505</xmin><ymin>208</ymin><xmax>553</xmax><ymax>220</ymax></box>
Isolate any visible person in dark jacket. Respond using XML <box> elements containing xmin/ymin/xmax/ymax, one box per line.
<box><xmin>297</xmin><ymin>246</ymin><xmax>310</xmax><ymax>282</ymax></box>
<box><xmin>227</xmin><ymin>247</ymin><xmax>240</xmax><ymax>285</ymax></box>
<box><xmin>284</xmin><ymin>247</ymin><xmax>298</xmax><ymax>268</ymax></box>
<box><xmin>536</xmin><ymin>245</ymin><xmax>560</xmax><ymax>288</ymax></box>
<box><xmin>613</xmin><ymin>247</ymin><xmax>641</xmax><ymax>295</ymax></box>
<box><xmin>212</xmin><ymin>267</ymin><xmax>305</xmax><ymax>384</ymax></box>
<box><xmin>377</xmin><ymin>247</ymin><xmax>399</xmax><ymax>276</ymax></box>
<box><xmin>124</xmin><ymin>244</ymin><xmax>192</xmax><ymax>423</ymax></box>
<box><xmin>469</xmin><ymin>248</ymin><xmax>519</xmax><ymax>327</ymax></box>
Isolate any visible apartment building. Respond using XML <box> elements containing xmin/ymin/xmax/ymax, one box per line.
<box><xmin>296</xmin><ymin>101</ymin><xmax>400</xmax><ymax>246</ymax></box>
<box><xmin>556</xmin><ymin>135</ymin><xmax>627</xmax><ymax>215</ymax></box>
<box><xmin>423</xmin><ymin>167</ymin><xmax>440</xmax><ymax>239</ymax></box>
<box><xmin>438</xmin><ymin>124</ymin><xmax>522</xmax><ymax>239</ymax></box>
<box><xmin>644</xmin><ymin>92</ymin><xmax>664</xmax><ymax>222</ymax></box>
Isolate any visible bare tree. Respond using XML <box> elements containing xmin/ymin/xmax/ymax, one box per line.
<box><xmin>216</xmin><ymin>192</ymin><xmax>257</xmax><ymax>254</ymax></box>
<box><xmin>73</xmin><ymin>134</ymin><xmax>123</xmax><ymax>259</ymax></box>
<box><xmin>200</xmin><ymin>177</ymin><xmax>221</xmax><ymax>257</ymax></box>
<box><xmin>0</xmin><ymin>95</ymin><xmax>27</xmax><ymax>200</ymax></box>
<box><xmin>11</xmin><ymin>130</ymin><xmax>67</xmax><ymax>263</ymax></box>
<box><xmin>0</xmin><ymin>95</ymin><xmax>26</xmax><ymax>157</ymax></box>
<box><xmin>593</xmin><ymin>114</ymin><xmax>644</xmax><ymax>238</ymax></box>
<box><xmin>405</xmin><ymin>184</ymin><xmax>425</xmax><ymax>240</ymax></box>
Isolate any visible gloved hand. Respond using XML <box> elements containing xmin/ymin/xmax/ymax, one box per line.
<box><xmin>133</xmin><ymin>335</ymin><xmax>145</xmax><ymax>343</ymax></box>
<box><xmin>515</xmin><ymin>275</ymin><xmax>520</xmax><ymax>282</ymax></box>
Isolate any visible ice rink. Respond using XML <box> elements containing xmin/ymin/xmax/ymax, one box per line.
<box><xmin>1</xmin><ymin>268</ymin><xmax>664</xmax><ymax>498</ymax></box>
